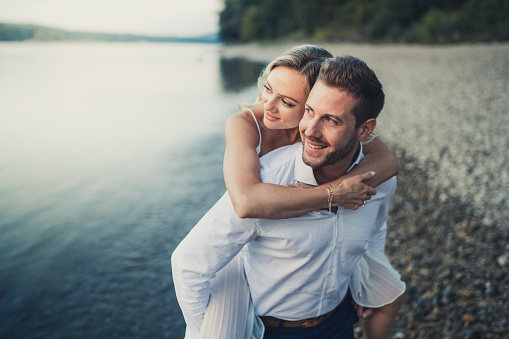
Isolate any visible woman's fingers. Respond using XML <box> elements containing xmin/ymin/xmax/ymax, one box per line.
<box><xmin>333</xmin><ymin>173</ymin><xmax>380</xmax><ymax>209</ymax></box>
<box><xmin>358</xmin><ymin>171</ymin><xmax>376</xmax><ymax>182</ymax></box>
<box><xmin>366</xmin><ymin>186</ymin><xmax>377</xmax><ymax>196</ymax></box>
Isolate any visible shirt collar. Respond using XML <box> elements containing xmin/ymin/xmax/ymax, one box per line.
<box><xmin>293</xmin><ymin>143</ymin><xmax>364</xmax><ymax>185</ymax></box>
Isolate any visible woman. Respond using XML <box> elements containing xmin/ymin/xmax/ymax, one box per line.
<box><xmin>199</xmin><ymin>45</ymin><xmax>405</xmax><ymax>339</ymax></box>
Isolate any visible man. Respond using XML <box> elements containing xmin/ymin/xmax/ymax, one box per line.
<box><xmin>172</xmin><ymin>55</ymin><xmax>399</xmax><ymax>338</ymax></box>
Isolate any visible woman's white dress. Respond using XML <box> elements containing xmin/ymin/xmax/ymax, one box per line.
<box><xmin>197</xmin><ymin>109</ymin><xmax>405</xmax><ymax>339</ymax></box>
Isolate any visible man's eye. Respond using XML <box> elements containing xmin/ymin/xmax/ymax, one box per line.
<box><xmin>325</xmin><ymin>117</ymin><xmax>337</xmax><ymax>125</ymax></box>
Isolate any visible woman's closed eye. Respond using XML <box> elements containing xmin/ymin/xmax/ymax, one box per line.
<box><xmin>281</xmin><ymin>98</ymin><xmax>295</xmax><ymax>108</ymax></box>
<box><xmin>263</xmin><ymin>85</ymin><xmax>272</xmax><ymax>93</ymax></box>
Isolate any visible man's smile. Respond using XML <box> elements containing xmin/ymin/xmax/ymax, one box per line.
<box><xmin>304</xmin><ymin>137</ymin><xmax>329</xmax><ymax>152</ymax></box>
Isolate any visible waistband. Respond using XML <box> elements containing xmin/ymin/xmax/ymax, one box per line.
<box><xmin>259</xmin><ymin>293</ymin><xmax>349</xmax><ymax>328</ymax></box>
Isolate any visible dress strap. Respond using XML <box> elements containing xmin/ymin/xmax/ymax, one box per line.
<box><xmin>245</xmin><ymin>107</ymin><xmax>262</xmax><ymax>155</ymax></box>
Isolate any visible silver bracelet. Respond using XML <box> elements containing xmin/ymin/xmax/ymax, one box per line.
<box><xmin>326</xmin><ymin>186</ymin><xmax>333</xmax><ymax>216</ymax></box>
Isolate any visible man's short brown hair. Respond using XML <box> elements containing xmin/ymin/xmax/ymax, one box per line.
<box><xmin>318</xmin><ymin>56</ymin><xmax>384</xmax><ymax>128</ymax></box>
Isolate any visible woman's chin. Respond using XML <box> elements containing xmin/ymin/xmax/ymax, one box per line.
<box><xmin>263</xmin><ymin>117</ymin><xmax>278</xmax><ymax>128</ymax></box>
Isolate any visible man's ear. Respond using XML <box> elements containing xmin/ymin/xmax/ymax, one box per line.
<box><xmin>357</xmin><ymin>119</ymin><xmax>376</xmax><ymax>142</ymax></box>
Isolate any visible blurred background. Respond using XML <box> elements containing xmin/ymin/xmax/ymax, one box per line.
<box><xmin>0</xmin><ymin>0</ymin><xmax>508</xmax><ymax>338</ymax></box>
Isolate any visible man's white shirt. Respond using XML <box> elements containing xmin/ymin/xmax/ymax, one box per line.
<box><xmin>172</xmin><ymin>142</ymin><xmax>396</xmax><ymax>338</ymax></box>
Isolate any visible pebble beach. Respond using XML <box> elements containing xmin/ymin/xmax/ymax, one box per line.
<box><xmin>220</xmin><ymin>42</ymin><xmax>509</xmax><ymax>338</ymax></box>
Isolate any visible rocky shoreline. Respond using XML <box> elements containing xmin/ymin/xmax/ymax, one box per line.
<box><xmin>220</xmin><ymin>42</ymin><xmax>509</xmax><ymax>338</ymax></box>
<box><xmin>381</xmin><ymin>147</ymin><xmax>508</xmax><ymax>338</ymax></box>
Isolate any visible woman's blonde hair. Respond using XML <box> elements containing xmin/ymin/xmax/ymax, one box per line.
<box><xmin>241</xmin><ymin>45</ymin><xmax>332</xmax><ymax>108</ymax></box>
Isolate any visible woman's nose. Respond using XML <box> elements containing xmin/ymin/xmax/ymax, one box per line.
<box><xmin>264</xmin><ymin>95</ymin><xmax>277</xmax><ymax>112</ymax></box>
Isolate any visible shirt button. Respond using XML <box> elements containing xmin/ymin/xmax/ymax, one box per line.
<box><xmin>328</xmin><ymin>270</ymin><xmax>332</xmax><ymax>275</ymax></box>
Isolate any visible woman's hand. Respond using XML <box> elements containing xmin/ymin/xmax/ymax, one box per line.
<box><xmin>353</xmin><ymin>302</ymin><xmax>374</xmax><ymax>319</ymax></box>
<box><xmin>333</xmin><ymin>171</ymin><xmax>377</xmax><ymax>210</ymax></box>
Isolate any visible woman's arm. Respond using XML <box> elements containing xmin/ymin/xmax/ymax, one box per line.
<box><xmin>224</xmin><ymin>108</ymin><xmax>373</xmax><ymax>219</ymax></box>
<box><xmin>326</xmin><ymin>137</ymin><xmax>399</xmax><ymax>209</ymax></box>
<box><xmin>357</xmin><ymin>137</ymin><xmax>400</xmax><ymax>187</ymax></box>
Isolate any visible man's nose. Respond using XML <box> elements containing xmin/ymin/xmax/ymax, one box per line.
<box><xmin>304</xmin><ymin>118</ymin><xmax>322</xmax><ymax>138</ymax></box>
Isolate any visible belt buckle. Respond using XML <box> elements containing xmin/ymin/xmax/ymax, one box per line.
<box><xmin>301</xmin><ymin>320</ymin><xmax>306</xmax><ymax>328</ymax></box>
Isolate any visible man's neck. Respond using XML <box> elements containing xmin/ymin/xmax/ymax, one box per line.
<box><xmin>313</xmin><ymin>145</ymin><xmax>361</xmax><ymax>185</ymax></box>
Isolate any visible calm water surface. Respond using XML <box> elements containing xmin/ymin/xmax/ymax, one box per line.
<box><xmin>0</xmin><ymin>42</ymin><xmax>265</xmax><ymax>338</ymax></box>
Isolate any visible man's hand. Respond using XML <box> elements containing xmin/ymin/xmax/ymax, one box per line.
<box><xmin>333</xmin><ymin>171</ymin><xmax>377</xmax><ymax>209</ymax></box>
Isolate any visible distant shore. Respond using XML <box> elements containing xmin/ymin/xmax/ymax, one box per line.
<box><xmin>0</xmin><ymin>22</ymin><xmax>219</xmax><ymax>43</ymax></box>
<box><xmin>220</xmin><ymin>42</ymin><xmax>509</xmax><ymax>337</ymax></box>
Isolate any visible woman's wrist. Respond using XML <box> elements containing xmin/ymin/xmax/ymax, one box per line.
<box><xmin>331</xmin><ymin>183</ymin><xmax>345</xmax><ymax>206</ymax></box>
<box><xmin>325</xmin><ymin>182</ymin><xmax>333</xmax><ymax>215</ymax></box>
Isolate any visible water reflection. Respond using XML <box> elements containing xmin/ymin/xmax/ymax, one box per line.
<box><xmin>0</xmin><ymin>42</ymin><xmax>259</xmax><ymax>339</ymax></box>
<box><xmin>219</xmin><ymin>57</ymin><xmax>266</xmax><ymax>93</ymax></box>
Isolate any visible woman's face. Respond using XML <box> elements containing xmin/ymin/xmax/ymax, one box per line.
<box><xmin>261</xmin><ymin>66</ymin><xmax>308</xmax><ymax>130</ymax></box>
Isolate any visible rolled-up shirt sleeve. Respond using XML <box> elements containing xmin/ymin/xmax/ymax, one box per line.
<box><xmin>171</xmin><ymin>192</ymin><xmax>259</xmax><ymax>338</ymax></box>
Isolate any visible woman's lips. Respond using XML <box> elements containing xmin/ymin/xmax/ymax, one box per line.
<box><xmin>265</xmin><ymin>111</ymin><xmax>280</xmax><ymax>121</ymax></box>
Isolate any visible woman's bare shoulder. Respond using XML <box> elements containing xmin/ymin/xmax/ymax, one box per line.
<box><xmin>225</xmin><ymin>105</ymin><xmax>265</xmax><ymax>149</ymax></box>
<box><xmin>226</xmin><ymin>105</ymin><xmax>264</xmax><ymax>130</ymax></box>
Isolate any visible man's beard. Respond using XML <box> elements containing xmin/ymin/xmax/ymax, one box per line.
<box><xmin>302</xmin><ymin>131</ymin><xmax>359</xmax><ymax>169</ymax></box>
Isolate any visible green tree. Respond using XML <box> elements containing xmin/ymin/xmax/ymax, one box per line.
<box><xmin>219</xmin><ymin>0</ymin><xmax>260</xmax><ymax>42</ymax></box>
<box><xmin>241</xmin><ymin>6</ymin><xmax>262</xmax><ymax>41</ymax></box>
<box><xmin>218</xmin><ymin>0</ymin><xmax>509</xmax><ymax>43</ymax></box>
<box><xmin>420</xmin><ymin>9</ymin><xmax>449</xmax><ymax>42</ymax></box>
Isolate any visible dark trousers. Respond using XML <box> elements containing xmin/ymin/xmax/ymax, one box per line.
<box><xmin>262</xmin><ymin>300</ymin><xmax>359</xmax><ymax>339</ymax></box>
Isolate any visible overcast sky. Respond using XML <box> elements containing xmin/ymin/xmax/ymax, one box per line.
<box><xmin>0</xmin><ymin>0</ymin><xmax>222</xmax><ymax>37</ymax></box>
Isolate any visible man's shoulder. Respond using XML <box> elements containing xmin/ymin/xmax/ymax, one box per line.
<box><xmin>379</xmin><ymin>175</ymin><xmax>397</xmax><ymax>186</ymax></box>
<box><xmin>375</xmin><ymin>176</ymin><xmax>397</xmax><ymax>199</ymax></box>
<box><xmin>259</xmin><ymin>143</ymin><xmax>301</xmax><ymax>184</ymax></box>
<box><xmin>260</xmin><ymin>143</ymin><xmax>301</xmax><ymax>170</ymax></box>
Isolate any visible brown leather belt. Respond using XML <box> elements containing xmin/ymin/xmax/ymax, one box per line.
<box><xmin>259</xmin><ymin>295</ymin><xmax>347</xmax><ymax>328</ymax></box>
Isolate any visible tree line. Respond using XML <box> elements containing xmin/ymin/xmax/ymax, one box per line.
<box><xmin>219</xmin><ymin>0</ymin><xmax>509</xmax><ymax>43</ymax></box>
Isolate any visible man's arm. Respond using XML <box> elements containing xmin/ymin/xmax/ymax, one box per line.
<box><xmin>171</xmin><ymin>193</ymin><xmax>258</xmax><ymax>338</ymax></box>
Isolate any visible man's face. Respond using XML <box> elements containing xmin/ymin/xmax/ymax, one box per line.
<box><xmin>299</xmin><ymin>81</ymin><xmax>359</xmax><ymax>169</ymax></box>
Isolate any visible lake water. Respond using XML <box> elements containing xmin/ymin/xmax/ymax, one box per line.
<box><xmin>0</xmin><ymin>42</ymin><xmax>265</xmax><ymax>338</ymax></box>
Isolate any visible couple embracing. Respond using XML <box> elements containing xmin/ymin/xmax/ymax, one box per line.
<box><xmin>172</xmin><ymin>45</ymin><xmax>406</xmax><ymax>339</ymax></box>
